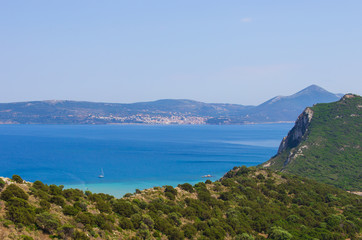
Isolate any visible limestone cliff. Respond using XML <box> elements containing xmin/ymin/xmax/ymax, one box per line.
<box><xmin>262</xmin><ymin>94</ymin><xmax>362</xmax><ymax>191</ymax></box>
<box><xmin>277</xmin><ymin>107</ymin><xmax>313</xmax><ymax>154</ymax></box>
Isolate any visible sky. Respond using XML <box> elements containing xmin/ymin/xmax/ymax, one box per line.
<box><xmin>0</xmin><ymin>1</ymin><xmax>361</xmax><ymax>105</ymax></box>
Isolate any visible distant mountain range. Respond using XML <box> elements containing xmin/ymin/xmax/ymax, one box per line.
<box><xmin>0</xmin><ymin>85</ymin><xmax>342</xmax><ymax>124</ymax></box>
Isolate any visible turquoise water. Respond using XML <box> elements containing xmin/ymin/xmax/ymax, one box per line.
<box><xmin>0</xmin><ymin>124</ymin><xmax>292</xmax><ymax>197</ymax></box>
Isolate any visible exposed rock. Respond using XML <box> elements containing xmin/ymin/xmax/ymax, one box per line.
<box><xmin>277</xmin><ymin>107</ymin><xmax>313</xmax><ymax>154</ymax></box>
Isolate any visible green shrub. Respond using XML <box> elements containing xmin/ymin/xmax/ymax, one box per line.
<box><xmin>20</xmin><ymin>236</ymin><xmax>34</xmax><ymax>240</ymax></box>
<box><xmin>178</xmin><ymin>183</ymin><xmax>194</xmax><ymax>193</ymax></box>
<box><xmin>142</xmin><ymin>214</ymin><xmax>154</xmax><ymax>229</ymax></box>
<box><xmin>74</xmin><ymin>201</ymin><xmax>87</xmax><ymax>212</ymax></box>
<box><xmin>123</xmin><ymin>193</ymin><xmax>132</xmax><ymax>198</ymax></box>
<box><xmin>96</xmin><ymin>200</ymin><xmax>112</xmax><ymax>213</ymax></box>
<box><xmin>257</xmin><ymin>173</ymin><xmax>265</xmax><ymax>180</ymax></box>
<box><xmin>49</xmin><ymin>184</ymin><xmax>63</xmax><ymax>196</ymax></box>
<box><xmin>33</xmin><ymin>181</ymin><xmax>48</xmax><ymax>192</ymax></box>
<box><xmin>62</xmin><ymin>188</ymin><xmax>84</xmax><ymax>201</ymax></box>
<box><xmin>164</xmin><ymin>185</ymin><xmax>177</xmax><ymax>196</ymax></box>
<box><xmin>73</xmin><ymin>230</ymin><xmax>90</xmax><ymax>240</ymax></box>
<box><xmin>268</xmin><ymin>226</ymin><xmax>292</xmax><ymax>240</ymax></box>
<box><xmin>5</xmin><ymin>197</ymin><xmax>35</xmax><ymax>225</ymax></box>
<box><xmin>75</xmin><ymin>212</ymin><xmax>95</xmax><ymax>226</ymax></box>
<box><xmin>63</xmin><ymin>205</ymin><xmax>79</xmax><ymax>216</ymax></box>
<box><xmin>35</xmin><ymin>212</ymin><xmax>61</xmax><ymax>233</ymax></box>
<box><xmin>32</xmin><ymin>189</ymin><xmax>49</xmax><ymax>201</ymax></box>
<box><xmin>95</xmin><ymin>213</ymin><xmax>114</xmax><ymax>231</ymax></box>
<box><xmin>168</xmin><ymin>212</ymin><xmax>181</xmax><ymax>226</ymax></box>
<box><xmin>12</xmin><ymin>175</ymin><xmax>24</xmax><ymax>183</ymax></box>
<box><xmin>235</xmin><ymin>233</ymin><xmax>255</xmax><ymax>240</ymax></box>
<box><xmin>0</xmin><ymin>184</ymin><xmax>29</xmax><ymax>201</ymax></box>
<box><xmin>119</xmin><ymin>217</ymin><xmax>134</xmax><ymax>230</ymax></box>
<box><xmin>131</xmin><ymin>213</ymin><xmax>143</xmax><ymax>229</ymax></box>
<box><xmin>0</xmin><ymin>178</ymin><xmax>5</xmax><ymax>189</ymax></box>
<box><xmin>57</xmin><ymin>224</ymin><xmax>75</xmax><ymax>239</ymax></box>
<box><xmin>50</xmin><ymin>195</ymin><xmax>65</xmax><ymax>207</ymax></box>
<box><xmin>39</xmin><ymin>199</ymin><xmax>51</xmax><ymax>210</ymax></box>
<box><xmin>136</xmin><ymin>223</ymin><xmax>150</xmax><ymax>239</ymax></box>
<box><xmin>165</xmin><ymin>192</ymin><xmax>175</xmax><ymax>200</ymax></box>
<box><xmin>167</xmin><ymin>228</ymin><xmax>184</xmax><ymax>240</ymax></box>
<box><xmin>182</xmin><ymin>223</ymin><xmax>197</xmax><ymax>238</ymax></box>
<box><xmin>112</xmin><ymin>200</ymin><xmax>136</xmax><ymax>217</ymax></box>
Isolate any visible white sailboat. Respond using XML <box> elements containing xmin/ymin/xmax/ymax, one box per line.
<box><xmin>98</xmin><ymin>168</ymin><xmax>104</xmax><ymax>178</ymax></box>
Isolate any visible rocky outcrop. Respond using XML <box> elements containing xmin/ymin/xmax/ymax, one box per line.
<box><xmin>277</xmin><ymin>107</ymin><xmax>313</xmax><ymax>154</ymax></box>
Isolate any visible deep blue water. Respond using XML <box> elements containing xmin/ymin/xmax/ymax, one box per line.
<box><xmin>0</xmin><ymin>124</ymin><xmax>292</xmax><ymax>197</ymax></box>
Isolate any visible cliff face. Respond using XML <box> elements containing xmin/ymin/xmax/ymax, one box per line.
<box><xmin>277</xmin><ymin>107</ymin><xmax>313</xmax><ymax>154</ymax></box>
<box><xmin>262</xmin><ymin>94</ymin><xmax>362</xmax><ymax>191</ymax></box>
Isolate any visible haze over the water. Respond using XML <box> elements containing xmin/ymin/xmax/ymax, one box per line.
<box><xmin>0</xmin><ymin>1</ymin><xmax>361</xmax><ymax>105</ymax></box>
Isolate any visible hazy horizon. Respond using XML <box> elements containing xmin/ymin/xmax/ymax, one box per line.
<box><xmin>0</xmin><ymin>84</ymin><xmax>344</xmax><ymax>106</ymax></box>
<box><xmin>1</xmin><ymin>1</ymin><xmax>361</xmax><ymax>105</ymax></box>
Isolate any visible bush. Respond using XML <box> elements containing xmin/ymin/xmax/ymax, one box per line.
<box><xmin>119</xmin><ymin>217</ymin><xmax>134</xmax><ymax>230</ymax></box>
<box><xmin>165</xmin><ymin>192</ymin><xmax>175</xmax><ymax>200</ymax></box>
<box><xmin>62</xmin><ymin>188</ymin><xmax>84</xmax><ymax>201</ymax></box>
<box><xmin>73</xmin><ymin>230</ymin><xmax>90</xmax><ymax>240</ymax></box>
<box><xmin>75</xmin><ymin>212</ymin><xmax>95</xmax><ymax>226</ymax></box>
<box><xmin>39</xmin><ymin>199</ymin><xmax>51</xmax><ymax>210</ymax></box>
<box><xmin>50</xmin><ymin>195</ymin><xmax>65</xmax><ymax>207</ymax></box>
<box><xmin>96</xmin><ymin>200</ymin><xmax>112</xmax><ymax>213</ymax></box>
<box><xmin>95</xmin><ymin>213</ymin><xmax>114</xmax><ymax>231</ymax></box>
<box><xmin>0</xmin><ymin>178</ymin><xmax>5</xmax><ymax>189</ymax></box>
<box><xmin>33</xmin><ymin>181</ymin><xmax>48</xmax><ymax>191</ymax></box>
<box><xmin>57</xmin><ymin>224</ymin><xmax>75</xmax><ymax>239</ymax></box>
<box><xmin>268</xmin><ymin>226</ymin><xmax>292</xmax><ymax>240</ymax></box>
<box><xmin>35</xmin><ymin>212</ymin><xmax>61</xmax><ymax>233</ymax></box>
<box><xmin>123</xmin><ymin>193</ymin><xmax>132</xmax><ymax>198</ymax></box>
<box><xmin>63</xmin><ymin>205</ymin><xmax>79</xmax><ymax>216</ymax></box>
<box><xmin>12</xmin><ymin>175</ymin><xmax>24</xmax><ymax>183</ymax></box>
<box><xmin>112</xmin><ymin>200</ymin><xmax>136</xmax><ymax>217</ymax></box>
<box><xmin>6</xmin><ymin>197</ymin><xmax>35</xmax><ymax>225</ymax></box>
<box><xmin>1</xmin><ymin>184</ymin><xmax>29</xmax><ymax>201</ymax></box>
<box><xmin>257</xmin><ymin>173</ymin><xmax>265</xmax><ymax>180</ymax></box>
<box><xmin>235</xmin><ymin>233</ymin><xmax>255</xmax><ymax>240</ymax></box>
<box><xmin>142</xmin><ymin>214</ymin><xmax>154</xmax><ymax>229</ymax></box>
<box><xmin>164</xmin><ymin>185</ymin><xmax>177</xmax><ymax>196</ymax></box>
<box><xmin>182</xmin><ymin>224</ymin><xmax>197</xmax><ymax>238</ymax></box>
<box><xmin>49</xmin><ymin>184</ymin><xmax>63</xmax><ymax>196</ymax></box>
<box><xmin>20</xmin><ymin>236</ymin><xmax>34</xmax><ymax>240</ymax></box>
<box><xmin>74</xmin><ymin>201</ymin><xmax>87</xmax><ymax>212</ymax></box>
<box><xmin>178</xmin><ymin>183</ymin><xmax>194</xmax><ymax>193</ymax></box>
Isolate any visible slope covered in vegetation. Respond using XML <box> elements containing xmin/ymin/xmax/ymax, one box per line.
<box><xmin>0</xmin><ymin>170</ymin><xmax>361</xmax><ymax>240</ymax></box>
<box><xmin>264</xmin><ymin>94</ymin><xmax>362</xmax><ymax>191</ymax></box>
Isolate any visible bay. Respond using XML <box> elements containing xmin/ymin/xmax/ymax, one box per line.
<box><xmin>0</xmin><ymin>123</ymin><xmax>292</xmax><ymax>197</ymax></box>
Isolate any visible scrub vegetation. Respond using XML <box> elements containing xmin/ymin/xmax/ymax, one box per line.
<box><xmin>0</xmin><ymin>167</ymin><xmax>361</xmax><ymax>240</ymax></box>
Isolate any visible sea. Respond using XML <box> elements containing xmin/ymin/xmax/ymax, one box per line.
<box><xmin>0</xmin><ymin>123</ymin><xmax>292</xmax><ymax>198</ymax></box>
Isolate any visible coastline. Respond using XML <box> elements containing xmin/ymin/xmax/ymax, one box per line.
<box><xmin>64</xmin><ymin>179</ymin><xmax>206</xmax><ymax>198</ymax></box>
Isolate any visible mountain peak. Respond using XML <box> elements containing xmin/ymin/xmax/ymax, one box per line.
<box><xmin>293</xmin><ymin>84</ymin><xmax>328</xmax><ymax>96</ymax></box>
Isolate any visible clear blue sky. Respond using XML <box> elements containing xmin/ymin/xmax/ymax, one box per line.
<box><xmin>0</xmin><ymin>1</ymin><xmax>361</xmax><ymax>105</ymax></box>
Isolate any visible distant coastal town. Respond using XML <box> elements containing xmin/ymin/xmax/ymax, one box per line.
<box><xmin>89</xmin><ymin>113</ymin><xmax>208</xmax><ymax>125</ymax></box>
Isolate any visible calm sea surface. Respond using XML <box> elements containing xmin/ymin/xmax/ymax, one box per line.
<box><xmin>0</xmin><ymin>124</ymin><xmax>292</xmax><ymax>197</ymax></box>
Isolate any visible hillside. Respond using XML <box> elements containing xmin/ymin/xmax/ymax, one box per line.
<box><xmin>263</xmin><ymin>94</ymin><xmax>362</xmax><ymax>191</ymax></box>
<box><xmin>0</xmin><ymin>85</ymin><xmax>341</xmax><ymax>125</ymax></box>
<box><xmin>0</xmin><ymin>170</ymin><xmax>361</xmax><ymax>240</ymax></box>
